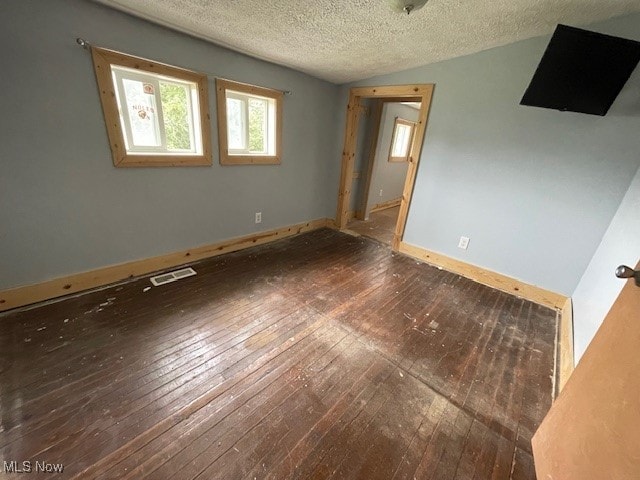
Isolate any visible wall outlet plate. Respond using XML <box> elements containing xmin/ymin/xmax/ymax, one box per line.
<box><xmin>255</xmin><ymin>212</ymin><xmax>262</xmax><ymax>224</ymax></box>
<box><xmin>458</xmin><ymin>236</ymin><xmax>470</xmax><ymax>250</ymax></box>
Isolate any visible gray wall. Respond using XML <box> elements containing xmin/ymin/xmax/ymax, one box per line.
<box><xmin>572</xmin><ymin>164</ymin><xmax>640</xmax><ymax>363</ymax></box>
<box><xmin>365</xmin><ymin>103</ymin><xmax>417</xmax><ymax>218</ymax></box>
<box><xmin>0</xmin><ymin>0</ymin><xmax>340</xmax><ymax>290</ymax></box>
<box><xmin>337</xmin><ymin>13</ymin><xmax>640</xmax><ymax>295</ymax></box>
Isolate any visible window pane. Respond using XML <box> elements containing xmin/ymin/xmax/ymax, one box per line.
<box><xmin>226</xmin><ymin>97</ymin><xmax>245</xmax><ymax>150</ymax></box>
<box><xmin>248</xmin><ymin>98</ymin><xmax>267</xmax><ymax>153</ymax></box>
<box><xmin>160</xmin><ymin>82</ymin><xmax>192</xmax><ymax>151</ymax></box>
<box><xmin>392</xmin><ymin>123</ymin><xmax>411</xmax><ymax>157</ymax></box>
<box><xmin>122</xmin><ymin>78</ymin><xmax>161</xmax><ymax>147</ymax></box>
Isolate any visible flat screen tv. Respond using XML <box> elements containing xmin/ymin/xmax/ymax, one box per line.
<box><xmin>520</xmin><ymin>24</ymin><xmax>640</xmax><ymax>116</ymax></box>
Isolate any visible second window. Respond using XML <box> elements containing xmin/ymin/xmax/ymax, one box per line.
<box><xmin>216</xmin><ymin>79</ymin><xmax>282</xmax><ymax>165</ymax></box>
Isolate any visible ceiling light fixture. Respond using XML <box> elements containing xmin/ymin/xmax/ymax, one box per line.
<box><xmin>388</xmin><ymin>0</ymin><xmax>429</xmax><ymax>15</ymax></box>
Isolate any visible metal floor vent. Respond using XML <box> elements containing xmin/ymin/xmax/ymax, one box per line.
<box><xmin>150</xmin><ymin>267</ymin><xmax>197</xmax><ymax>287</ymax></box>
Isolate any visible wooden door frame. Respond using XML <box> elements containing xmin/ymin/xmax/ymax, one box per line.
<box><xmin>335</xmin><ymin>85</ymin><xmax>435</xmax><ymax>251</ymax></box>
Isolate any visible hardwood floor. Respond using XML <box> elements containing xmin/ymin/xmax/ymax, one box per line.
<box><xmin>347</xmin><ymin>206</ymin><xmax>400</xmax><ymax>246</ymax></box>
<box><xmin>0</xmin><ymin>229</ymin><xmax>556</xmax><ymax>479</ymax></box>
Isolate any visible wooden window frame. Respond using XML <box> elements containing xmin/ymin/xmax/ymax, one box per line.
<box><xmin>388</xmin><ymin>117</ymin><xmax>416</xmax><ymax>163</ymax></box>
<box><xmin>216</xmin><ymin>78</ymin><xmax>283</xmax><ymax>165</ymax></box>
<box><xmin>91</xmin><ymin>46</ymin><xmax>212</xmax><ymax>167</ymax></box>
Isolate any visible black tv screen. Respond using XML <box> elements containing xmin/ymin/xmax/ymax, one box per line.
<box><xmin>520</xmin><ymin>24</ymin><xmax>640</xmax><ymax>116</ymax></box>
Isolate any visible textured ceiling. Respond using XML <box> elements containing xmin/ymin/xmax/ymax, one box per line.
<box><xmin>95</xmin><ymin>0</ymin><xmax>640</xmax><ymax>84</ymax></box>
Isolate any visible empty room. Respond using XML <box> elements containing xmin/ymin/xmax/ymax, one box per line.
<box><xmin>2</xmin><ymin>0</ymin><xmax>640</xmax><ymax>479</ymax></box>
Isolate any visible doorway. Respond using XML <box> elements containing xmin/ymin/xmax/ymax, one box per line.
<box><xmin>335</xmin><ymin>85</ymin><xmax>434</xmax><ymax>251</ymax></box>
<box><xmin>346</xmin><ymin>100</ymin><xmax>421</xmax><ymax>246</ymax></box>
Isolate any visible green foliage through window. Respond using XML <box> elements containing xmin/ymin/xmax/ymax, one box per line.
<box><xmin>160</xmin><ymin>82</ymin><xmax>191</xmax><ymax>151</ymax></box>
<box><xmin>248</xmin><ymin>99</ymin><xmax>266</xmax><ymax>152</ymax></box>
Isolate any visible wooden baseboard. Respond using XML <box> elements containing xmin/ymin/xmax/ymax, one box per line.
<box><xmin>346</xmin><ymin>210</ymin><xmax>360</xmax><ymax>220</ymax></box>
<box><xmin>398</xmin><ymin>241</ymin><xmax>567</xmax><ymax>310</ymax></box>
<box><xmin>558</xmin><ymin>297</ymin><xmax>575</xmax><ymax>394</ymax></box>
<box><xmin>0</xmin><ymin>218</ymin><xmax>332</xmax><ymax>313</ymax></box>
<box><xmin>370</xmin><ymin>197</ymin><xmax>401</xmax><ymax>214</ymax></box>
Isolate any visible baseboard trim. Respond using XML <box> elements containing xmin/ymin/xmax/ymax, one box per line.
<box><xmin>370</xmin><ymin>197</ymin><xmax>402</xmax><ymax>214</ymax></box>
<box><xmin>558</xmin><ymin>297</ymin><xmax>575</xmax><ymax>394</ymax></box>
<box><xmin>398</xmin><ymin>241</ymin><xmax>567</xmax><ymax>310</ymax></box>
<box><xmin>0</xmin><ymin>218</ymin><xmax>332</xmax><ymax>313</ymax></box>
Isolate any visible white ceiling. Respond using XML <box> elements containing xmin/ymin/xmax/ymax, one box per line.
<box><xmin>96</xmin><ymin>0</ymin><xmax>640</xmax><ymax>84</ymax></box>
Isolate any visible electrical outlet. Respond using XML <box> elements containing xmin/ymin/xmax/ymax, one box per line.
<box><xmin>458</xmin><ymin>236</ymin><xmax>470</xmax><ymax>250</ymax></box>
<box><xmin>255</xmin><ymin>212</ymin><xmax>262</xmax><ymax>224</ymax></box>
<box><xmin>379</xmin><ymin>189</ymin><xmax>383</xmax><ymax>197</ymax></box>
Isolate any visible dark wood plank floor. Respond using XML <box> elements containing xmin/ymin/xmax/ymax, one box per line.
<box><xmin>0</xmin><ymin>229</ymin><xmax>556</xmax><ymax>479</ymax></box>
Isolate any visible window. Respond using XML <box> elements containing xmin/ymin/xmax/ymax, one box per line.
<box><xmin>91</xmin><ymin>47</ymin><xmax>212</xmax><ymax>167</ymax></box>
<box><xmin>388</xmin><ymin>117</ymin><xmax>416</xmax><ymax>162</ymax></box>
<box><xmin>216</xmin><ymin>79</ymin><xmax>282</xmax><ymax>165</ymax></box>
